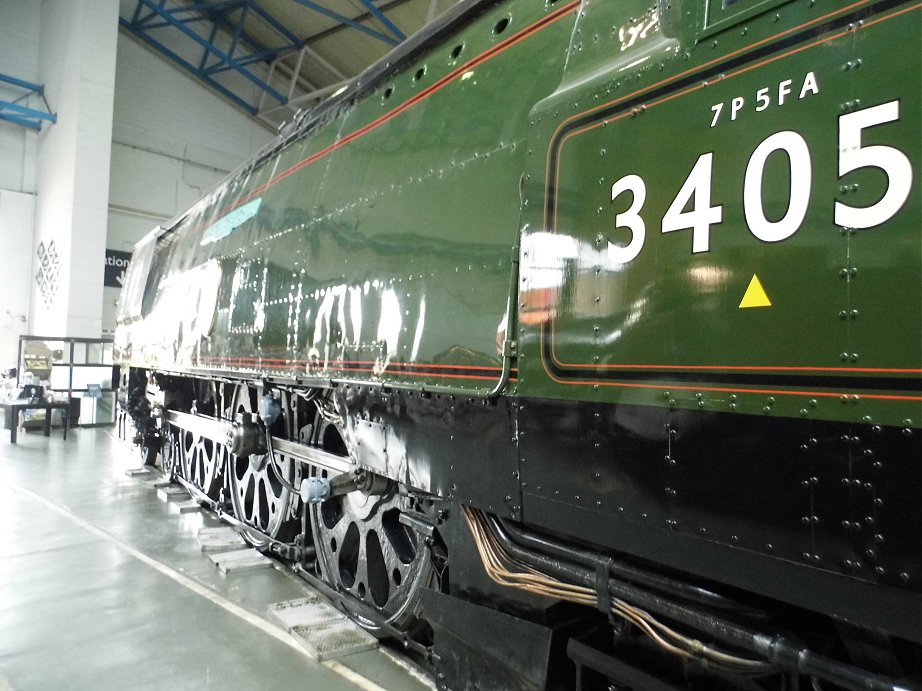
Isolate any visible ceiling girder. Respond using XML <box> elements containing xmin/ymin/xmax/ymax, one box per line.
<box><xmin>0</xmin><ymin>73</ymin><xmax>56</xmax><ymax>131</ymax></box>
<box><xmin>119</xmin><ymin>0</ymin><xmax>419</xmax><ymax>127</ymax></box>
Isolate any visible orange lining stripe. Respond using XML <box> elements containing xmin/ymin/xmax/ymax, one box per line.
<box><xmin>544</xmin><ymin>371</ymin><xmax>922</xmax><ymax>402</ymax></box>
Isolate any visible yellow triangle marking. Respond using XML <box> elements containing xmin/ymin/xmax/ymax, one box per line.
<box><xmin>739</xmin><ymin>274</ymin><xmax>772</xmax><ymax>309</ymax></box>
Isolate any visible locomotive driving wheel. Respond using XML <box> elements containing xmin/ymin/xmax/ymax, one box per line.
<box><xmin>178</xmin><ymin>430</ymin><xmax>225</xmax><ymax>498</ymax></box>
<box><xmin>309</xmin><ymin>405</ymin><xmax>432</xmax><ymax>633</ymax></box>
<box><xmin>227</xmin><ymin>384</ymin><xmax>301</xmax><ymax>548</ymax></box>
<box><xmin>165</xmin><ymin>383</ymin><xmax>225</xmax><ymax>498</ymax></box>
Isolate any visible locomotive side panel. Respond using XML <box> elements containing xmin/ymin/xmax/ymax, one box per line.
<box><xmin>518</xmin><ymin>0</ymin><xmax>921</xmax><ymax>423</ymax></box>
<box><xmin>118</xmin><ymin>0</ymin><xmax>584</xmax><ymax>395</ymax></box>
<box><xmin>516</xmin><ymin>0</ymin><xmax>922</xmax><ymax>641</ymax></box>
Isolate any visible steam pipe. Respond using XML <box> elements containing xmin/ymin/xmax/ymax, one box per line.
<box><xmin>497</xmin><ymin>517</ymin><xmax>761</xmax><ymax>615</ymax></box>
<box><xmin>486</xmin><ymin>515</ymin><xmax>912</xmax><ymax>691</ymax></box>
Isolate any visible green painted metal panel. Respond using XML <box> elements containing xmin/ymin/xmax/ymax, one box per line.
<box><xmin>517</xmin><ymin>0</ymin><xmax>922</xmax><ymax>428</ymax></box>
<box><xmin>117</xmin><ymin>0</ymin><xmax>583</xmax><ymax>394</ymax></box>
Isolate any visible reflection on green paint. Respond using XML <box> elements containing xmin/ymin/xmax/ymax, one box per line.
<box><xmin>200</xmin><ymin>198</ymin><xmax>262</xmax><ymax>245</ymax></box>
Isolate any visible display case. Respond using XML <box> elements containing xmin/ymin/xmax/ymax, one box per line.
<box><xmin>17</xmin><ymin>336</ymin><xmax>117</xmax><ymax>427</ymax></box>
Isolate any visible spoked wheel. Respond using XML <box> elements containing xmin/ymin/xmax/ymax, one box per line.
<box><xmin>227</xmin><ymin>384</ymin><xmax>301</xmax><ymax>548</ymax></box>
<box><xmin>173</xmin><ymin>383</ymin><xmax>226</xmax><ymax>498</ymax></box>
<box><xmin>177</xmin><ymin>430</ymin><xmax>225</xmax><ymax>499</ymax></box>
<box><xmin>161</xmin><ymin>429</ymin><xmax>180</xmax><ymax>476</ymax></box>
<box><xmin>309</xmin><ymin>412</ymin><xmax>432</xmax><ymax>633</ymax></box>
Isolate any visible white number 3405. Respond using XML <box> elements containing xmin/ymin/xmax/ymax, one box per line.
<box><xmin>607</xmin><ymin>100</ymin><xmax>913</xmax><ymax>263</ymax></box>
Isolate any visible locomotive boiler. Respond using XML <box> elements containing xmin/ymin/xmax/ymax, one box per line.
<box><xmin>116</xmin><ymin>0</ymin><xmax>922</xmax><ymax>688</ymax></box>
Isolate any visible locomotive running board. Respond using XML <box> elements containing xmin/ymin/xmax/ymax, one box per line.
<box><xmin>165</xmin><ymin>410</ymin><xmax>354</xmax><ymax>475</ymax></box>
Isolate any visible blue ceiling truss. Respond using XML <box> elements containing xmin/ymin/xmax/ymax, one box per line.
<box><xmin>0</xmin><ymin>74</ymin><xmax>57</xmax><ymax>131</ymax></box>
<box><xmin>119</xmin><ymin>0</ymin><xmax>406</xmax><ymax>118</ymax></box>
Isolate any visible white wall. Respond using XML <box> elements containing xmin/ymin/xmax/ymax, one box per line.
<box><xmin>0</xmin><ymin>3</ymin><xmax>41</xmax><ymax>367</ymax></box>
<box><xmin>103</xmin><ymin>34</ymin><xmax>273</xmax><ymax>333</ymax></box>
<box><xmin>31</xmin><ymin>0</ymin><xmax>119</xmax><ymax>339</ymax></box>
<box><xmin>0</xmin><ymin>1</ymin><xmax>41</xmax><ymax>194</ymax></box>
<box><xmin>0</xmin><ymin>4</ymin><xmax>274</xmax><ymax>347</ymax></box>
<box><xmin>0</xmin><ymin>191</ymin><xmax>35</xmax><ymax>368</ymax></box>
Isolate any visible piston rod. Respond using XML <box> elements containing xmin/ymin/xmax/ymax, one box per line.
<box><xmin>165</xmin><ymin>410</ymin><xmax>354</xmax><ymax>475</ymax></box>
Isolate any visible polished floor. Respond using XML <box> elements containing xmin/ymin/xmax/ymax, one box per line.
<box><xmin>0</xmin><ymin>426</ymin><xmax>432</xmax><ymax>691</ymax></box>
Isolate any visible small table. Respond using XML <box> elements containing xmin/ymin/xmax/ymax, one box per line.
<box><xmin>0</xmin><ymin>400</ymin><xmax>71</xmax><ymax>444</ymax></box>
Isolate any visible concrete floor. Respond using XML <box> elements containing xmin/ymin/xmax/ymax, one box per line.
<box><xmin>0</xmin><ymin>426</ymin><xmax>433</xmax><ymax>691</ymax></box>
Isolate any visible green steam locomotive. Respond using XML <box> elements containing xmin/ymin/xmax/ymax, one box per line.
<box><xmin>116</xmin><ymin>0</ymin><xmax>922</xmax><ymax>688</ymax></box>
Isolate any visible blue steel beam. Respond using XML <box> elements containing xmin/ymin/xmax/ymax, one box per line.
<box><xmin>119</xmin><ymin>16</ymin><xmax>259</xmax><ymax>114</ymax></box>
<box><xmin>288</xmin><ymin>0</ymin><xmax>398</xmax><ymax>45</ymax></box>
<box><xmin>0</xmin><ymin>112</ymin><xmax>42</xmax><ymax>130</ymax></box>
<box><xmin>358</xmin><ymin>0</ymin><xmax>405</xmax><ymax>41</ymax></box>
<box><xmin>199</xmin><ymin>16</ymin><xmax>222</xmax><ymax>70</ymax></box>
<box><xmin>0</xmin><ymin>99</ymin><xmax>56</xmax><ymax>123</ymax></box>
<box><xmin>205</xmin><ymin>46</ymin><xmax>299</xmax><ymax>74</ymax></box>
<box><xmin>0</xmin><ymin>73</ymin><xmax>56</xmax><ymax>130</ymax></box>
<box><xmin>226</xmin><ymin>3</ymin><xmax>249</xmax><ymax>61</ymax></box>
<box><xmin>128</xmin><ymin>0</ymin><xmax>288</xmax><ymax>104</ymax></box>
<box><xmin>246</xmin><ymin>2</ymin><xmax>302</xmax><ymax>45</ymax></box>
<box><xmin>0</xmin><ymin>73</ymin><xmax>46</xmax><ymax>93</ymax></box>
<box><xmin>167</xmin><ymin>0</ymin><xmax>245</xmax><ymax>16</ymax></box>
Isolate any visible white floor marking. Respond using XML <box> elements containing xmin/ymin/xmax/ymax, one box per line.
<box><xmin>1</xmin><ymin>479</ymin><xmax>386</xmax><ymax>691</ymax></box>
